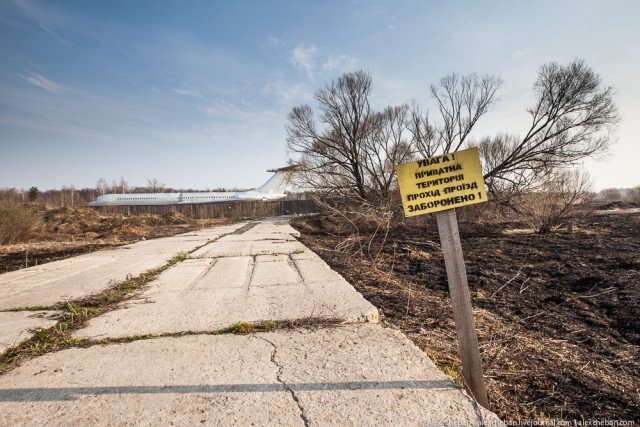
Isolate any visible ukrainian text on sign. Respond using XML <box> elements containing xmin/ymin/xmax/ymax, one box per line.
<box><xmin>396</xmin><ymin>147</ymin><xmax>488</xmax><ymax>217</ymax></box>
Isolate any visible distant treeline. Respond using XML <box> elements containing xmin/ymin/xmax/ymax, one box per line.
<box><xmin>0</xmin><ymin>187</ymin><xmax>98</xmax><ymax>208</ymax></box>
<box><xmin>0</xmin><ymin>187</ymin><xmax>313</xmax><ymax>210</ymax></box>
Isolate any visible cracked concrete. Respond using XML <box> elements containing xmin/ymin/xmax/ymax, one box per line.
<box><xmin>0</xmin><ymin>311</ymin><xmax>59</xmax><ymax>353</ymax></box>
<box><xmin>0</xmin><ymin>223</ymin><xmax>248</xmax><ymax>350</ymax></box>
<box><xmin>0</xmin><ymin>222</ymin><xmax>248</xmax><ymax>310</ymax></box>
<box><xmin>74</xmin><ymin>219</ymin><xmax>378</xmax><ymax>339</ymax></box>
<box><xmin>0</xmin><ymin>217</ymin><xmax>502</xmax><ymax>424</ymax></box>
<box><xmin>0</xmin><ymin>334</ymin><xmax>302</xmax><ymax>426</ymax></box>
<box><xmin>0</xmin><ymin>324</ymin><xmax>500</xmax><ymax>425</ymax></box>
<box><xmin>260</xmin><ymin>335</ymin><xmax>311</xmax><ymax>427</ymax></box>
<box><xmin>0</xmin><ymin>324</ymin><xmax>498</xmax><ymax>426</ymax></box>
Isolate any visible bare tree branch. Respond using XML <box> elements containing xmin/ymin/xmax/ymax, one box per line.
<box><xmin>409</xmin><ymin>73</ymin><xmax>502</xmax><ymax>158</ymax></box>
<box><xmin>483</xmin><ymin>59</ymin><xmax>619</xmax><ymax>194</ymax></box>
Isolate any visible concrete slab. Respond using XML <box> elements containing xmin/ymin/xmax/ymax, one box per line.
<box><xmin>0</xmin><ymin>218</ymin><xmax>499</xmax><ymax>422</ymax></box>
<box><xmin>0</xmin><ymin>251</ymin><xmax>170</xmax><ymax>310</ymax></box>
<box><xmin>0</xmin><ymin>325</ymin><xmax>500</xmax><ymax>425</ymax></box>
<box><xmin>0</xmin><ymin>311</ymin><xmax>59</xmax><ymax>353</ymax></box>
<box><xmin>217</xmin><ymin>232</ymin><xmax>298</xmax><ymax>242</ymax></box>
<box><xmin>192</xmin><ymin>239</ymin><xmax>308</xmax><ymax>257</ymax></box>
<box><xmin>0</xmin><ymin>334</ymin><xmax>301</xmax><ymax>426</ymax></box>
<box><xmin>0</xmin><ymin>223</ymin><xmax>247</xmax><ymax>310</ymax></box>
<box><xmin>174</xmin><ymin>223</ymin><xmax>251</xmax><ymax>239</ymax></box>
<box><xmin>74</xmin><ymin>251</ymin><xmax>378</xmax><ymax>339</ymax></box>
<box><xmin>218</xmin><ymin>221</ymin><xmax>300</xmax><ymax>242</ymax></box>
<box><xmin>265</xmin><ymin>324</ymin><xmax>500</xmax><ymax>424</ymax></box>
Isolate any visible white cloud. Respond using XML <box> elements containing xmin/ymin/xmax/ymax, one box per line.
<box><xmin>19</xmin><ymin>72</ymin><xmax>66</xmax><ymax>94</ymax></box>
<box><xmin>173</xmin><ymin>87</ymin><xmax>201</xmax><ymax>97</ymax></box>
<box><xmin>263</xmin><ymin>81</ymin><xmax>314</xmax><ymax>106</ymax></box>
<box><xmin>512</xmin><ymin>47</ymin><xmax>532</xmax><ymax>59</ymax></box>
<box><xmin>289</xmin><ymin>43</ymin><xmax>318</xmax><ymax>80</ymax></box>
<box><xmin>322</xmin><ymin>54</ymin><xmax>358</xmax><ymax>72</ymax></box>
<box><xmin>268</xmin><ymin>36</ymin><xmax>282</xmax><ymax>47</ymax></box>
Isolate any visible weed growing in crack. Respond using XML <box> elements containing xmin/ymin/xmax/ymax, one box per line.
<box><xmin>0</xmin><ymin>305</ymin><xmax>51</xmax><ymax>313</ymax></box>
<box><xmin>444</xmin><ymin>364</ymin><xmax>463</xmax><ymax>387</ymax></box>
<box><xmin>254</xmin><ymin>321</ymin><xmax>277</xmax><ymax>331</ymax></box>
<box><xmin>0</xmin><ymin>251</ymin><xmax>192</xmax><ymax>376</ymax></box>
<box><xmin>220</xmin><ymin>321</ymin><xmax>255</xmax><ymax>334</ymax></box>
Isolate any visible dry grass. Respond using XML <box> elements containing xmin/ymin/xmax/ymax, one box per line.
<box><xmin>0</xmin><ymin>201</ymin><xmax>42</xmax><ymax>245</ymax></box>
<box><xmin>0</xmin><ymin>207</ymin><xmax>231</xmax><ymax>273</ymax></box>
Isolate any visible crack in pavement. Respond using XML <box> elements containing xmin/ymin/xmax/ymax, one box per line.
<box><xmin>257</xmin><ymin>336</ymin><xmax>310</xmax><ymax>427</ymax></box>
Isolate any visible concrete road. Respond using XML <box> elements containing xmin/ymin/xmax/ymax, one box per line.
<box><xmin>0</xmin><ymin>222</ymin><xmax>247</xmax><ymax>346</ymax></box>
<box><xmin>0</xmin><ymin>311</ymin><xmax>58</xmax><ymax>353</ymax></box>
<box><xmin>0</xmin><ymin>217</ymin><xmax>501</xmax><ymax>425</ymax></box>
<box><xmin>0</xmin><ymin>223</ymin><xmax>246</xmax><ymax>310</ymax></box>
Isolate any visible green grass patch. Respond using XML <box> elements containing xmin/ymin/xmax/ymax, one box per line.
<box><xmin>444</xmin><ymin>364</ymin><xmax>464</xmax><ymax>387</ymax></box>
<box><xmin>254</xmin><ymin>321</ymin><xmax>277</xmax><ymax>330</ymax></box>
<box><xmin>0</xmin><ymin>251</ymin><xmax>191</xmax><ymax>376</ymax></box>
<box><xmin>220</xmin><ymin>320</ymin><xmax>255</xmax><ymax>334</ymax></box>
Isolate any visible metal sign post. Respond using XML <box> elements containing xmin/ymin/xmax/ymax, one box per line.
<box><xmin>396</xmin><ymin>147</ymin><xmax>490</xmax><ymax>409</ymax></box>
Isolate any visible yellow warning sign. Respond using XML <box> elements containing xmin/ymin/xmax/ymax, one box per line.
<box><xmin>396</xmin><ymin>147</ymin><xmax>488</xmax><ymax>217</ymax></box>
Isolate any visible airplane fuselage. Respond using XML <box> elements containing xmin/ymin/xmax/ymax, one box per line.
<box><xmin>88</xmin><ymin>191</ymin><xmax>286</xmax><ymax>207</ymax></box>
<box><xmin>87</xmin><ymin>166</ymin><xmax>296</xmax><ymax>207</ymax></box>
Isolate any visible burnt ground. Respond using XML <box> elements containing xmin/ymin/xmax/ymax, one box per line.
<box><xmin>0</xmin><ymin>207</ymin><xmax>230</xmax><ymax>273</ymax></box>
<box><xmin>293</xmin><ymin>209</ymin><xmax>640</xmax><ymax>421</ymax></box>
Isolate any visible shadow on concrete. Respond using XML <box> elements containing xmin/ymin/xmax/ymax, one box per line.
<box><xmin>0</xmin><ymin>380</ymin><xmax>456</xmax><ymax>401</ymax></box>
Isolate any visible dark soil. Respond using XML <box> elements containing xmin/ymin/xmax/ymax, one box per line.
<box><xmin>292</xmin><ymin>210</ymin><xmax>640</xmax><ymax>421</ymax></box>
<box><xmin>0</xmin><ymin>242</ymin><xmax>122</xmax><ymax>273</ymax></box>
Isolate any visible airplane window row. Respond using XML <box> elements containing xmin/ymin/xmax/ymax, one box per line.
<box><xmin>182</xmin><ymin>196</ymin><xmax>233</xmax><ymax>199</ymax></box>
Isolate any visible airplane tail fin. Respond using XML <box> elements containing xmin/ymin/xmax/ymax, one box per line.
<box><xmin>256</xmin><ymin>166</ymin><xmax>298</xmax><ymax>194</ymax></box>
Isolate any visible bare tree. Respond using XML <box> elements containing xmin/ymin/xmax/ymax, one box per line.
<box><xmin>120</xmin><ymin>176</ymin><xmax>128</xmax><ymax>194</ymax></box>
<box><xmin>61</xmin><ymin>185</ymin><xmax>76</xmax><ymax>207</ymax></box>
<box><xmin>287</xmin><ymin>70</ymin><xmax>375</xmax><ymax>201</ymax></box>
<box><xmin>97</xmin><ymin>178</ymin><xmax>108</xmax><ymax>195</ymax></box>
<box><xmin>520</xmin><ymin>167</ymin><xmax>594</xmax><ymax>233</ymax></box>
<box><xmin>287</xmin><ymin>71</ymin><xmax>416</xmax><ymax>207</ymax></box>
<box><xmin>362</xmin><ymin>104</ymin><xmax>414</xmax><ymax>204</ymax></box>
<box><xmin>482</xmin><ymin>59</ymin><xmax>619</xmax><ymax>197</ymax></box>
<box><xmin>147</xmin><ymin>178</ymin><xmax>165</xmax><ymax>192</ymax></box>
<box><xmin>599</xmin><ymin>188</ymin><xmax>622</xmax><ymax>201</ymax></box>
<box><xmin>627</xmin><ymin>186</ymin><xmax>640</xmax><ymax>204</ymax></box>
<box><xmin>409</xmin><ymin>73</ymin><xmax>503</xmax><ymax>158</ymax></box>
<box><xmin>109</xmin><ymin>177</ymin><xmax>128</xmax><ymax>194</ymax></box>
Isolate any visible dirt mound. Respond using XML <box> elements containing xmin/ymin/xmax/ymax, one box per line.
<box><xmin>599</xmin><ymin>200</ymin><xmax>640</xmax><ymax>210</ymax></box>
<box><xmin>0</xmin><ymin>208</ymin><xmax>230</xmax><ymax>272</ymax></box>
<box><xmin>41</xmin><ymin>208</ymin><xmax>206</xmax><ymax>241</ymax></box>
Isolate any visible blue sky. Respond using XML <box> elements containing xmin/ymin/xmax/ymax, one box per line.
<box><xmin>1</xmin><ymin>0</ymin><xmax>638</xmax><ymax>192</ymax></box>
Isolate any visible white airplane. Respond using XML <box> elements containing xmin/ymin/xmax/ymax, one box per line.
<box><xmin>88</xmin><ymin>166</ymin><xmax>297</xmax><ymax>207</ymax></box>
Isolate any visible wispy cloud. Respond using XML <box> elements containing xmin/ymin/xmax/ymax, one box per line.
<box><xmin>289</xmin><ymin>43</ymin><xmax>318</xmax><ymax>80</ymax></box>
<box><xmin>262</xmin><ymin>81</ymin><xmax>314</xmax><ymax>106</ymax></box>
<box><xmin>173</xmin><ymin>87</ymin><xmax>202</xmax><ymax>97</ymax></box>
<box><xmin>512</xmin><ymin>47</ymin><xmax>532</xmax><ymax>59</ymax></box>
<box><xmin>322</xmin><ymin>54</ymin><xmax>358</xmax><ymax>73</ymax></box>
<box><xmin>19</xmin><ymin>72</ymin><xmax>66</xmax><ymax>94</ymax></box>
<box><xmin>11</xmin><ymin>0</ymin><xmax>72</xmax><ymax>46</ymax></box>
<box><xmin>36</xmin><ymin>20</ymin><xmax>71</xmax><ymax>46</ymax></box>
<box><xmin>268</xmin><ymin>36</ymin><xmax>282</xmax><ymax>47</ymax></box>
